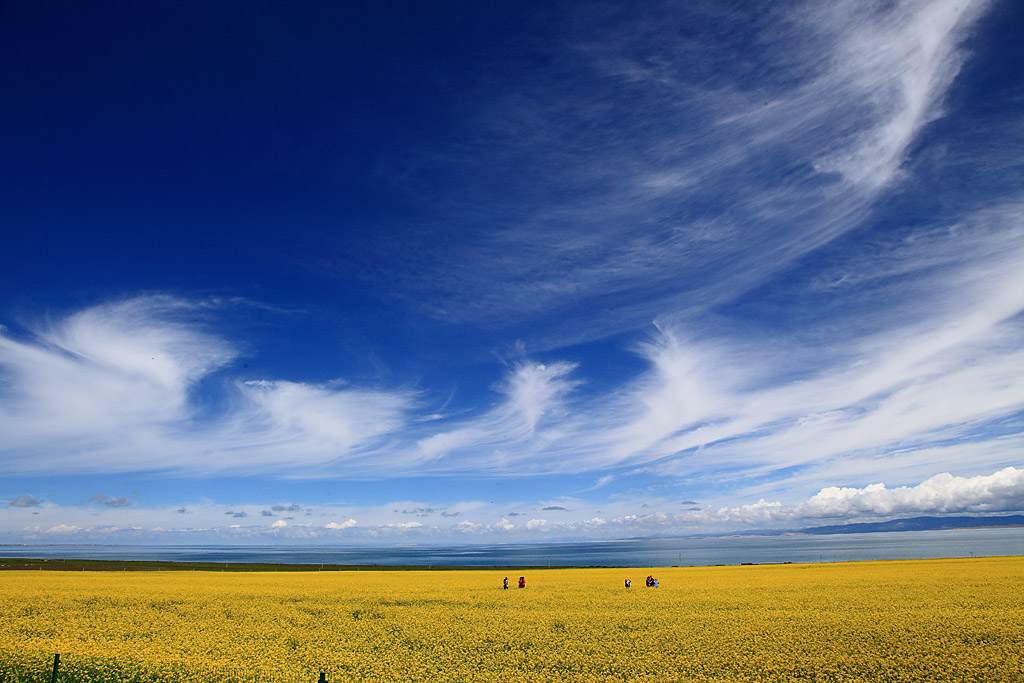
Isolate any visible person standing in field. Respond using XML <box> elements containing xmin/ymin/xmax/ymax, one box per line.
<box><xmin>625</xmin><ymin>578</ymin><xmax>631</xmax><ymax>588</ymax></box>
<box><xmin>518</xmin><ymin>576</ymin><xmax>525</xmax><ymax>588</ymax></box>
<box><xmin>503</xmin><ymin>577</ymin><xmax>508</xmax><ymax>590</ymax></box>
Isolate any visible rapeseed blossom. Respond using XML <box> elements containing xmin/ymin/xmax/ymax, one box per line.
<box><xmin>1</xmin><ymin>557</ymin><xmax>1022</xmax><ymax>682</ymax></box>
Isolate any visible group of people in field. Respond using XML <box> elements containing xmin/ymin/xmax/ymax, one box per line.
<box><xmin>623</xmin><ymin>575</ymin><xmax>658</xmax><ymax>588</ymax></box>
<box><xmin>503</xmin><ymin>576</ymin><xmax>526</xmax><ymax>589</ymax></box>
<box><xmin>502</xmin><ymin>575</ymin><xmax>660</xmax><ymax>590</ymax></box>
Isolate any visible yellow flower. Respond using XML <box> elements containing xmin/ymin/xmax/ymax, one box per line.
<box><xmin>1</xmin><ymin>558</ymin><xmax>1022</xmax><ymax>682</ymax></box>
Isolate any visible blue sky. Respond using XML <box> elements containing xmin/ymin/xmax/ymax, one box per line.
<box><xmin>2</xmin><ymin>0</ymin><xmax>1023</xmax><ymax>545</ymax></box>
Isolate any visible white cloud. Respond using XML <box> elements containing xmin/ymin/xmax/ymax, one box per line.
<box><xmin>701</xmin><ymin>467</ymin><xmax>1024</xmax><ymax>525</ymax></box>
<box><xmin>0</xmin><ymin>1</ymin><xmax>1017</xmax><ymax>531</ymax></box>
<box><xmin>0</xmin><ymin>296</ymin><xmax>234</xmax><ymax>465</ymax></box>
<box><xmin>3</xmin><ymin>465</ymin><xmax>1021</xmax><ymax>544</ymax></box>
<box><xmin>540</xmin><ymin>204</ymin><xmax>1024</xmax><ymax>491</ymax></box>
<box><xmin>499</xmin><ymin>361</ymin><xmax>580</xmax><ymax>433</ymax></box>
<box><xmin>325</xmin><ymin>519</ymin><xmax>357</xmax><ymax>530</ymax></box>
<box><xmin>0</xmin><ymin>296</ymin><xmax>416</xmax><ymax>476</ymax></box>
<box><xmin>413</xmin><ymin>361</ymin><xmax>578</xmax><ymax>470</ymax></box>
<box><xmin>798</xmin><ymin>467</ymin><xmax>1024</xmax><ymax>518</ymax></box>
<box><xmin>593</xmin><ymin>328</ymin><xmax>738</xmax><ymax>465</ymax></box>
<box><xmin>229</xmin><ymin>379</ymin><xmax>415</xmax><ymax>473</ymax></box>
<box><xmin>357</xmin><ymin>0</ymin><xmax>991</xmax><ymax>350</ymax></box>
<box><xmin>2</xmin><ymin>205</ymin><xmax>1021</xmax><ymax>497</ymax></box>
<box><xmin>415</xmin><ymin>427</ymin><xmax>485</xmax><ymax>463</ymax></box>
<box><xmin>810</xmin><ymin>0</ymin><xmax>988</xmax><ymax>190</ymax></box>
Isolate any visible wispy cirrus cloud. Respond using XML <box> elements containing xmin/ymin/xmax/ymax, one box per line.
<box><xmin>0</xmin><ymin>2</ymin><xmax>1018</xmax><ymax>526</ymax></box>
<box><xmin>0</xmin><ymin>296</ymin><xmax>235</xmax><ymax>469</ymax></box>
<box><xmin>2</xmin><ymin>196</ymin><xmax>1022</xmax><ymax>495</ymax></box>
<box><xmin>413</xmin><ymin>361</ymin><xmax>578</xmax><ymax>471</ymax></box>
<box><xmin>214</xmin><ymin>379</ymin><xmax>416</xmax><ymax>476</ymax></box>
<box><xmin>653</xmin><ymin>205</ymin><xmax>1024</xmax><ymax>491</ymax></box>
<box><xmin>405</xmin><ymin>202</ymin><xmax>1024</xmax><ymax>492</ymax></box>
<box><xmin>375</xmin><ymin>196</ymin><xmax>1023</xmax><ymax>489</ymax></box>
<box><xmin>347</xmin><ymin>0</ymin><xmax>992</xmax><ymax>347</ymax></box>
<box><xmin>0</xmin><ymin>295</ymin><xmax>417</xmax><ymax>476</ymax></box>
<box><xmin>562</xmin><ymin>206</ymin><xmax>1024</xmax><ymax>496</ymax></box>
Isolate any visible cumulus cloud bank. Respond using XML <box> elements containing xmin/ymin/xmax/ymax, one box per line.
<box><xmin>705</xmin><ymin>467</ymin><xmax>1024</xmax><ymax>526</ymax></box>
<box><xmin>798</xmin><ymin>467</ymin><xmax>1024</xmax><ymax>518</ymax></box>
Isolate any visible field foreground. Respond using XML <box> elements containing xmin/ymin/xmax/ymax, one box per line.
<box><xmin>2</xmin><ymin>557</ymin><xmax>1022</xmax><ymax>682</ymax></box>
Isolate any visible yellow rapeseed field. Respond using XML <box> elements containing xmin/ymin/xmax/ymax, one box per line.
<box><xmin>2</xmin><ymin>556</ymin><xmax>1022</xmax><ymax>682</ymax></box>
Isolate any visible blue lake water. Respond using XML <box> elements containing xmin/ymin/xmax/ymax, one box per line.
<box><xmin>2</xmin><ymin>527</ymin><xmax>1021</xmax><ymax>567</ymax></box>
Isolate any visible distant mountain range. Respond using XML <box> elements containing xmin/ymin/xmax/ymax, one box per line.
<box><xmin>634</xmin><ymin>515</ymin><xmax>1024</xmax><ymax>542</ymax></box>
<box><xmin>799</xmin><ymin>515</ymin><xmax>1024</xmax><ymax>535</ymax></box>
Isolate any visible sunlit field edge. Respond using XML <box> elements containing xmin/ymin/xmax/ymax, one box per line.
<box><xmin>2</xmin><ymin>556</ymin><xmax>1022</xmax><ymax>682</ymax></box>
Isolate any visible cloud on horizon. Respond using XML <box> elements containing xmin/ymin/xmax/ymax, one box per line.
<box><xmin>5</xmin><ymin>466</ymin><xmax>1022</xmax><ymax>544</ymax></box>
<box><xmin>701</xmin><ymin>467</ymin><xmax>1024</xmax><ymax>526</ymax></box>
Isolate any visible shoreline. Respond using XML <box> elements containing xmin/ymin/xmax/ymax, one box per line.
<box><xmin>0</xmin><ymin>557</ymin><xmax>580</xmax><ymax>572</ymax></box>
<box><xmin>3</xmin><ymin>555</ymin><xmax>1021</xmax><ymax>573</ymax></box>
